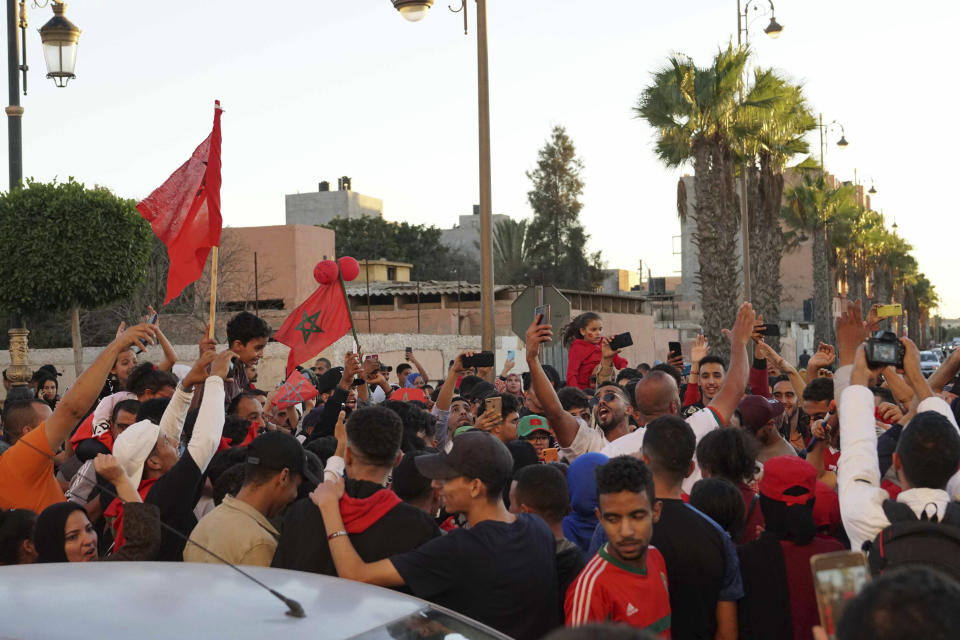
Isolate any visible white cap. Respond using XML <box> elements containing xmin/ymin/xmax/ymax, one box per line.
<box><xmin>111</xmin><ymin>419</ymin><xmax>161</xmax><ymax>488</ymax></box>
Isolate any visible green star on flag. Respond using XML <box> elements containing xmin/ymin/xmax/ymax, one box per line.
<box><xmin>294</xmin><ymin>310</ymin><xmax>324</xmax><ymax>343</ymax></box>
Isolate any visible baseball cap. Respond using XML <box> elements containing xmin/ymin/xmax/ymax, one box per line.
<box><xmin>246</xmin><ymin>432</ymin><xmax>319</xmax><ymax>485</ymax></box>
<box><xmin>389</xmin><ymin>388</ymin><xmax>427</xmax><ymax>404</ymax></box>
<box><xmin>759</xmin><ymin>455</ymin><xmax>816</xmax><ymax>506</ymax></box>
<box><xmin>737</xmin><ymin>395</ymin><xmax>785</xmax><ymax>430</ymax></box>
<box><xmin>112</xmin><ymin>420</ymin><xmax>162</xmax><ymax>488</ymax></box>
<box><xmin>415</xmin><ymin>431</ymin><xmax>513</xmax><ymax>490</ymax></box>
<box><xmin>518</xmin><ymin>414</ymin><xmax>550</xmax><ymax>438</ymax></box>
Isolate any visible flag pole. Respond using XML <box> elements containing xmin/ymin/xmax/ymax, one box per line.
<box><xmin>337</xmin><ymin>267</ymin><xmax>361</xmax><ymax>353</ymax></box>
<box><xmin>208</xmin><ymin>246</ymin><xmax>219</xmax><ymax>339</ymax></box>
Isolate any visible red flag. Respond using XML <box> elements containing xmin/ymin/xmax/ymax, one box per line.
<box><xmin>272</xmin><ymin>371</ymin><xmax>319</xmax><ymax>409</ymax></box>
<box><xmin>275</xmin><ymin>281</ymin><xmax>354</xmax><ymax>377</ymax></box>
<box><xmin>137</xmin><ymin>102</ymin><xmax>223</xmax><ymax>304</ymax></box>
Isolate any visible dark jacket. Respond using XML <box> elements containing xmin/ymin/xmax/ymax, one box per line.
<box><xmin>272</xmin><ymin>477</ymin><xmax>441</xmax><ymax>576</ymax></box>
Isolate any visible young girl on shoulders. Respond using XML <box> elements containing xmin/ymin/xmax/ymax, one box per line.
<box><xmin>563</xmin><ymin>312</ymin><xmax>627</xmax><ymax>389</ymax></box>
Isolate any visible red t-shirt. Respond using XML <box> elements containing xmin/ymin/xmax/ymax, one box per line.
<box><xmin>565</xmin><ymin>544</ymin><xmax>671</xmax><ymax>636</ymax></box>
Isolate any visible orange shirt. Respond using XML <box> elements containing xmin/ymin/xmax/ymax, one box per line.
<box><xmin>0</xmin><ymin>423</ymin><xmax>66</xmax><ymax>512</ymax></box>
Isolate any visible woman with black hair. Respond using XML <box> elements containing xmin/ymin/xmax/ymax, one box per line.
<box><xmin>696</xmin><ymin>427</ymin><xmax>763</xmax><ymax>543</ymax></box>
<box><xmin>0</xmin><ymin>509</ymin><xmax>37</xmax><ymax>565</ymax></box>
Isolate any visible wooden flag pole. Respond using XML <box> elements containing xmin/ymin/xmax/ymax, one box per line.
<box><xmin>208</xmin><ymin>246</ymin><xmax>219</xmax><ymax>339</ymax></box>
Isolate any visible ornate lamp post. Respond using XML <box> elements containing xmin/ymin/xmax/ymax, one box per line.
<box><xmin>5</xmin><ymin>0</ymin><xmax>80</xmax><ymax>391</ymax></box>
<box><xmin>389</xmin><ymin>0</ymin><xmax>496</xmax><ymax>361</ymax></box>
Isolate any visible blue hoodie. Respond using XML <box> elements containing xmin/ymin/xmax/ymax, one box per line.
<box><xmin>562</xmin><ymin>452</ymin><xmax>608</xmax><ymax>553</ymax></box>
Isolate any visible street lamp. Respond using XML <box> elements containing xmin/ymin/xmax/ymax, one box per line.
<box><xmin>736</xmin><ymin>0</ymin><xmax>783</xmax><ymax>303</ymax></box>
<box><xmin>39</xmin><ymin>2</ymin><xmax>81</xmax><ymax>87</ymax></box>
<box><xmin>389</xmin><ymin>0</ymin><xmax>496</xmax><ymax>362</ymax></box>
<box><xmin>817</xmin><ymin>115</ymin><xmax>848</xmax><ymax>173</ymax></box>
<box><xmin>4</xmin><ymin>0</ymin><xmax>81</xmax><ymax>392</ymax></box>
<box><xmin>391</xmin><ymin>0</ymin><xmax>433</xmax><ymax>22</ymax></box>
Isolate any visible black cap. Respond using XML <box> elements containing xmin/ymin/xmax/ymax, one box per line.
<box><xmin>415</xmin><ymin>431</ymin><xmax>513</xmax><ymax>490</ymax></box>
<box><xmin>246</xmin><ymin>432</ymin><xmax>319</xmax><ymax>485</ymax></box>
<box><xmin>315</xmin><ymin>367</ymin><xmax>344</xmax><ymax>395</ymax></box>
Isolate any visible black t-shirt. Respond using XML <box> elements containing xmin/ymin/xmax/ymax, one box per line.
<box><xmin>271</xmin><ymin>479</ymin><xmax>440</xmax><ymax>577</ymax></box>
<box><xmin>145</xmin><ymin>452</ymin><xmax>203</xmax><ymax>561</ymax></box>
<box><xmin>391</xmin><ymin>513</ymin><xmax>560</xmax><ymax>640</ymax></box>
<box><xmin>651</xmin><ymin>498</ymin><xmax>727</xmax><ymax>639</ymax></box>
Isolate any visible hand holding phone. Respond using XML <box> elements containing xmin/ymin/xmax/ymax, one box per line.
<box><xmin>609</xmin><ymin>332</ymin><xmax>634</xmax><ymax>352</ymax></box>
<box><xmin>534</xmin><ymin>304</ymin><xmax>551</xmax><ymax>325</ymax></box>
<box><xmin>811</xmin><ymin>551</ymin><xmax>870</xmax><ymax>639</ymax></box>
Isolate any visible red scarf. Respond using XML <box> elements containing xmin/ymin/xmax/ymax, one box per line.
<box><xmin>338</xmin><ymin>489</ymin><xmax>401</xmax><ymax>534</ymax></box>
<box><xmin>103</xmin><ymin>477</ymin><xmax>158</xmax><ymax>549</ymax></box>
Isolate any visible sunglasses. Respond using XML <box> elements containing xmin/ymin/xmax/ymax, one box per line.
<box><xmin>599</xmin><ymin>392</ymin><xmax>624</xmax><ymax>403</ymax></box>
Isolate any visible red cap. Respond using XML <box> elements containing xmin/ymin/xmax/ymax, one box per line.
<box><xmin>737</xmin><ymin>395</ymin><xmax>785</xmax><ymax>430</ymax></box>
<box><xmin>759</xmin><ymin>456</ymin><xmax>817</xmax><ymax>506</ymax></box>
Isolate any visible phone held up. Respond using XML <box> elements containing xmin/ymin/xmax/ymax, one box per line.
<box><xmin>133</xmin><ymin>311</ymin><xmax>160</xmax><ymax>355</ymax></box>
<box><xmin>667</xmin><ymin>340</ymin><xmax>682</xmax><ymax>360</ymax></box>
<box><xmin>811</xmin><ymin>550</ymin><xmax>870</xmax><ymax>640</ymax></box>
<box><xmin>462</xmin><ymin>351</ymin><xmax>495</xmax><ymax>369</ymax></box>
<box><xmin>609</xmin><ymin>332</ymin><xmax>634</xmax><ymax>352</ymax></box>
<box><xmin>484</xmin><ymin>395</ymin><xmax>502</xmax><ymax>416</ymax></box>
<box><xmin>534</xmin><ymin>304</ymin><xmax>551</xmax><ymax>325</ymax></box>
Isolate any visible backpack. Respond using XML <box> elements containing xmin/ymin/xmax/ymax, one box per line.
<box><xmin>864</xmin><ymin>499</ymin><xmax>960</xmax><ymax>582</ymax></box>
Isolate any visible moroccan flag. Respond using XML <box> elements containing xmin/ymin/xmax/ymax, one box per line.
<box><xmin>273</xmin><ymin>370</ymin><xmax>319</xmax><ymax>409</ymax></box>
<box><xmin>275</xmin><ymin>281</ymin><xmax>354</xmax><ymax>377</ymax></box>
<box><xmin>137</xmin><ymin>101</ymin><xmax>223</xmax><ymax>304</ymax></box>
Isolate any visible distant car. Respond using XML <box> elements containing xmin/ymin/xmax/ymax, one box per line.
<box><xmin>0</xmin><ymin>562</ymin><xmax>511</xmax><ymax>640</ymax></box>
<box><xmin>920</xmin><ymin>350</ymin><xmax>941</xmax><ymax>377</ymax></box>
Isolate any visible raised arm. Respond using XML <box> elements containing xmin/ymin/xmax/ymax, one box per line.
<box><xmin>756</xmin><ymin>340</ymin><xmax>805</xmax><ymax>397</ymax></box>
<box><xmin>46</xmin><ymin>324</ymin><xmax>158</xmax><ymax>451</ymax></box>
<box><xmin>525</xmin><ymin>317</ymin><xmax>580</xmax><ymax>448</ymax></box>
<box><xmin>437</xmin><ymin>352</ymin><xmax>471</xmax><ymax>412</ymax></box>
<box><xmin>806</xmin><ymin>343</ymin><xmax>836</xmax><ymax>383</ymax></box>
<box><xmin>184</xmin><ymin>349</ymin><xmax>232</xmax><ymax>473</ymax></box>
<box><xmin>408</xmin><ymin>353</ymin><xmax>429</xmax><ymax>384</ymax></box>
<box><xmin>928</xmin><ymin>348</ymin><xmax>960</xmax><ymax>395</ymax></box>
<box><xmin>708</xmin><ymin>302</ymin><xmax>756</xmax><ymax>424</ymax></box>
<box><xmin>159</xmin><ymin>351</ymin><xmax>214</xmax><ymax>444</ymax></box>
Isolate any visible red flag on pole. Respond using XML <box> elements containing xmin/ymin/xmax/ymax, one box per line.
<box><xmin>272</xmin><ymin>370</ymin><xmax>319</xmax><ymax>409</ymax></box>
<box><xmin>137</xmin><ymin>101</ymin><xmax>223</xmax><ymax>304</ymax></box>
<box><xmin>275</xmin><ymin>281</ymin><xmax>354</xmax><ymax>378</ymax></box>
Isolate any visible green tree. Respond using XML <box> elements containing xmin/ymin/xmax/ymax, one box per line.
<box><xmin>0</xmin><ymin>179</ymin><xmax>152</xmax><ymax>373</ymax></box>
<box><xmin>525</xmin><ymin>125</ymin><xmax>604</xmax><ymax>290</ymax></box>
<box><xmin>740</xmin><ymin>69</ymin><xmax>816</xmax><ymax>335</ymax></box>
<box><xmin>322</xmin><ymin>216</ymin><xmax>479</xmax><ymax>282</ymax></box>
<box><xmin>637</xmin><ymin>45</ymin><xmax>748</xmax><ymax>355</ymax></box>
<box><xmin>493</xmin><ymin>217</ymin><xmax>530</xmax><ymax>285</ymax></box>
<box><xmin>782</xmin><ymin>172</ymin><xmax>858</xmax><ymax>345</ymax></box>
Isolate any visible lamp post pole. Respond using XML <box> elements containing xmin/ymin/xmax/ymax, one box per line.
<box><xmin>6</xmin><ymin>0</ymin><xmax>23</xmax><ymax>191</ymax></box>
<box><xmin>475</xmin><ymin>0</ymin><xmax>495</xmax><ymax>358</ymax></box>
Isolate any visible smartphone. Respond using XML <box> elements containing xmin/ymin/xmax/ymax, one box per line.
<box><xmin>534</xmin><ymin>304</ymin><xmax>551</xmax><ymax>325</ymax></box>
<box><xmin>364</xmin><ymin>354</ymin><xmax>379</xmax><ymax>362</ymax></box>
<box><xmin>541</xmin><ymin>447</ymin><xmax>559</xmax><ymax>463</ymax></box>
<box><xmin>668</xmin><ymin>340</ymin><xmax>682</xmax><ymax>359</ymax></box>
<box><xmin>811</xmin><ymin>551</ymin><xmax>870</xmax><ymax>639</ymax></box>
<box><xmin>463</xmin><ymin>351</ymin><xmax>495</xmax><ymax>368</ymax></box>
<box><xmin>876</xmin><ymin>304</ymin><xmax>902</xmax><ymax>318</ymax></box>
<box><xmin>484</xmin><ymin>396</ymin><xmax>502</xmax><ymax>416</ymax></box>
<box><xmin>609</xmin><ymin>332</ymin><xmax>634</xmax><ymax>351</ymax></box>
<box><xmin>760</xmin><ymin>322</ymin><xmax>781</xmax><ymax>337</ymax></box>
<box><xmin>507</xmin><ymin>349</ymin><xmax>515</xmax><ymax>361</ymax></box>
<box><xmin>405</xmin><ymin>347</ymin><xmax>412</xmax><ymax>355</ymax></box>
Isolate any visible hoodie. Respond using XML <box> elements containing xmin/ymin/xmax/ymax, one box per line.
<box><xmin>566</xmin><ymin>338</ymin><xmax>628</xmax><ymax>389</ymax></box>
<box><xmin>562</xmin><ymin>452</ymin><xmax>608</xmax><ymax>553</ymax></box>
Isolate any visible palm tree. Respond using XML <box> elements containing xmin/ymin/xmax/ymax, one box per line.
<box><xmin>782</xmin><ymin>172</ymin><xmax>858</xmax><ymax>345</ymax></box>
<box><xmin>739</xmin><ymin>69</ymin><xmax>816</xmax><ymax>335</ymax></box>
<box><xmin>493</xmin><ymin>217</ymin><xmax>530</xmax><ymax>285</ymax></box>
<box><xmin>636</xmin><ymin>45</ymin><xmax>748</xmax><ymax>355</ymax></box>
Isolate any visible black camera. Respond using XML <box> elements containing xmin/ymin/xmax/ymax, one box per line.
<box><xmin>864</xmin><ymin>331</ymin><xmax>904</xmax><ymax>369</ymax></box>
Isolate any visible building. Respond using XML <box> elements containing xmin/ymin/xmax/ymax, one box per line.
<box><xmin>285</xmin><ymin>177</ymin><xmax>383</xmax><ymax>227</ymax></box>
<box><xmin>600</xmin><ymin>269</ymin><xmax>643</xmax><ymax>294</ymax></box>
<box><xmin>358</xmin><ymin>259</ymin><xmax>412</xmax><ymax>283</ymax></box>
<box><xmin>438</xmin><ymin>205</ymin><xmax>512</xmax><ymax>263</ymax></box>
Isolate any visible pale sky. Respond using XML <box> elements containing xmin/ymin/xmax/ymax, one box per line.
<box><xmin>9</xmin><ymin>1</ymin><xmax>960</xmax><ymax>315</ymax></box>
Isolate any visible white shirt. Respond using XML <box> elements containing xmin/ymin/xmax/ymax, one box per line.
<box><xmin>559</xmin><ymin>417</ymin><xmax>610</xmax><ymax>462</ymax></box>
<box><xmin>838</xmin><ymin>385</ymin><xmax>960</xmax><ymax>551</ymax></box>
<box><xmin>598</xmin><ymin>407</ymin><xmax>723</xmax><ymax>494</ymax></box>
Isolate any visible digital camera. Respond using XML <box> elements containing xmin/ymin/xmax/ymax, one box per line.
<box><xmin>864</xmin><ymin>331</ymin><xmax>904</xmax><ymax>369</ymax></box>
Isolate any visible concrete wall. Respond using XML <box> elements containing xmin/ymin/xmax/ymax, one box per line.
<box><xmin>284</xmin><ymin>191</ymin><xmax>383</xmax><ymax>227</ymax></box>
<box><xmin>439</xmin><ymin>213</ymin><xmax>511</xmax><ymax>262</ymax></box>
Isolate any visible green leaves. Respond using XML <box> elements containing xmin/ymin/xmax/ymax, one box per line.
<box><xmin>0</xmin><ymin>178</ymin><xmax>152</xmax><ymax>316</ymax></box>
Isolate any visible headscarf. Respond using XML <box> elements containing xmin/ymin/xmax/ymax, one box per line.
<box><xmin>404</xmin><ymin>372</ymin><xmax>423</xmax><ymax>388</ymax></box>
<box><xmin>562</xmin><ymin>452</ymin><xmax>608</xmax><ymax>553</ymax></box>
<box><xmin>35</xmin><ymin>502</ymin><xmax>88</xmax><ymax>563</ymax></box>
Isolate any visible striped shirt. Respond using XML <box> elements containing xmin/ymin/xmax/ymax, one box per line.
<box><xmin>565</xmin><ymin>543</ymin><xmax>671</xmax><ymax>636</ymax></box>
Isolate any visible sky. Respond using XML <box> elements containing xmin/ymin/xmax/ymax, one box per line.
<box><xmin>8</xmin><ymin>1</ymin><xmax>960</xmax><ymax>315</ymax></box>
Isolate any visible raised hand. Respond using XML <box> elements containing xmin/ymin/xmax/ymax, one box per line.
<box><xmin>115</xmin><ymin>323</ymin><xmax>158</xmax><ymax>352</ymax></box>
<box><xmin>690</xmin><ymin>335</ymin><xmax>709</xmax><ymax>364</ymax></box>
<box><xmin>525</xmin><ymin>316</ymin><xmax>553</xmax><ymax>361</ymax></box>
<box><xmin>182</xmin><ymin>350</ymin><xmax>217</xmax><ymax>391</ymax></box>
<box><xmin>836</xmin><ymin>300</ymin><xmax>866</xmax><ymax>366</ymax></box>
<box><xmin>722</xmin><ymin>302</ymin><xmax>756</xmax><ymax>346</ymax></box>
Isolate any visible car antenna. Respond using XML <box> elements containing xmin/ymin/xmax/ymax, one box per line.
<box><xmin>17</xmin><ymin>437</ymin><xmax>306</xmax><ymax>619</ymax></box>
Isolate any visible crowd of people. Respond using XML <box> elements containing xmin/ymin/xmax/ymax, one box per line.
<box><xmin>2</xmin><ymin>303</ymin><xmax>960</xmax><ymax>639</ymax></box>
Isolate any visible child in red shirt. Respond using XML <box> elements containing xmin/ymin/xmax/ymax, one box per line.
<box><xmin>563</xmin><ymin>312</ymin><xmax>627</xmax><ymax>389</ymax></box>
